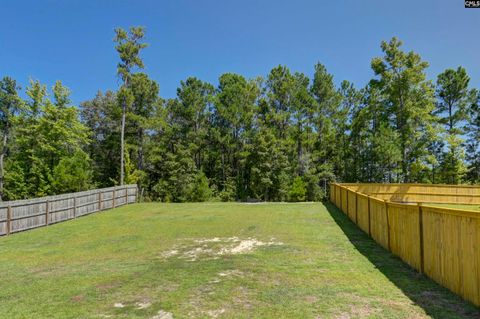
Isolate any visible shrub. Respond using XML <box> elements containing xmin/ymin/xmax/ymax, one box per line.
<box><xmin>288</xmin><ymin>176</ymin><xmax>306</xmax><ymax>202</ymax></box>
<box><xmin>186</xmin><ymin>172</ymin><xmax>212</xmax><ymax>202</ymax></box>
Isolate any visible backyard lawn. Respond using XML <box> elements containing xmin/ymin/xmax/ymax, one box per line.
<box><xmin>0</xmin><ymin>202</ymin><xmax>478</xmax><ymax>319</ymax></box>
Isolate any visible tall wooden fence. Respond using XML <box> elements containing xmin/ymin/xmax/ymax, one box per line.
<box><xmin>0</xmin><ymin>184</ymin><xmax>138</xmax><ymax>236</ymax></box>
<box><xmin>340</xmin><ymin>182</ymin><xmax>480</xmax><ymax>204</ymax></box>
<box><xmin>330</xmin><ymin>183</ymin><xmax>480</xmax><ymax>307</ymax></box>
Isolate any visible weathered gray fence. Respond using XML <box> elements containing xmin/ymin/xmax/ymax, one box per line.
<box><xmin>0</xmin><ymin>184</ymin><xmax>138</xmax><ymax>236</ymax></box>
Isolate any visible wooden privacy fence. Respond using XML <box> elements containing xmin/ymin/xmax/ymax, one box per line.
<box><xmin>0</xmin><ymin>184</ymin><xmax>138</xmax><ymax>236</ymax></box>
<box><xmin>330</xmin><ymin>183</ymin><xmax>480</xmax><ymax>307</ymax></box>
<box><xmin>340</xmin><ymin>182</ymin><xmax>480</xmax><ymax>204</ymax></box>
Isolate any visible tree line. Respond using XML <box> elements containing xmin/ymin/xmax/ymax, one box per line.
<box><xmin>0</xmin><ymin>27</ymin><xmax>479</xmax><ymax>202</ymax></box>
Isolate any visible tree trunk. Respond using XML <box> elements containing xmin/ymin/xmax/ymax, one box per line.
<box><xmin>0</xmin><ymin>130</ymin><xmax>7</xmax><ymax>201</ymax></box>
<box><xmin>138</xmin><ymin>128</ymin><xmax>144</xmax><ymax>171</ymax></box>
<box><xmin>120</xmin><ymin>102</ymin><xmax>126</xmax><ymax>185</ymax></box>
<box><xmin>120</xmin><ymin>78</ymin><xmax>128</xmax><ymax>186</ymax></box>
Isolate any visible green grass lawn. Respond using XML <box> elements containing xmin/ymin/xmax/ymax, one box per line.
<box><xmin>0</xmin><ymin>202</ymin><xmax>478</xmax><ymax>319</ymax></box>
<box><xmin>422</xmin><ymin>203</ymin><xmax>480</xmax><ymax>211</ymax></box>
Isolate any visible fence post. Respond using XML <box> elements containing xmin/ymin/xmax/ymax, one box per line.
<box><xmin>125</xmin><ymin>185</ymin><xmax>128</xmax><ymax>204</ymax></box>
<box><xmin>385</xmin><ymin>200</ymin><xmax>391</xmax><ymax>251</ymax></box>
<box><xmin>418</xmin><ymin>203</ymin><xmax>425</xmax><ymax>274</ymax></box>
<box><xmin>334</xmin><ymin>184</ymin><xmax>336</xmax><ymax>205</ymax></box>
<box><xmin>332</xmin><ymin>184</ymin><xmax>335</xmax><ymax>206</ymax></box>
<box><xmin>354</xmin><ymin>192</ymin><xmax>358</xmax><ymax>224</ymax></box>
<box><xmin>73</xmin><ymin>195</ymin><xmax>77</xmax><ymax>218</ymax></box>
<box><xmin>6</xmin><ymin>205</ymin><xmax>11</xmax><ymax>235</ymax></box>
<box><xmin>98</xmin><ymin>190</ymin><xmax>103</xmax><ymax>211</ymax></box>
<box><xmin>45</xmin><ymin>200</ymin><xmax>50</xmax><ymax>226</ymax></box>
<box><xmin>367</xmin><ymin>195</ymin><xmax>371</xmax><ymax>237</ymax></box>
<box><xmin>113</xmin><ymin>187</ymin><xmax>116</xmax><ymax>208</ymax></box>
<box><xmin>346</xmin><ymin>189</ymin><xmax>349</xmax><ymax>217</ymax></box>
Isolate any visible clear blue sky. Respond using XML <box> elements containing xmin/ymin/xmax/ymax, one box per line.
<box><xmin>1</xmin><ymin>0</ymin><xmax>479</xmax><ymax>105</ymax></box>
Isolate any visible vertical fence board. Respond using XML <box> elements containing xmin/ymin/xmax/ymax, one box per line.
<box><xmin>387</xmin><ymin>202</ymin><xmax>422</xmax><ymax>271</ymax></box>
<box><xmin>340</xmin><ymin>188</ymin><xmax>348</xmax><ymax>215</ymax></box>
<box><xmin>356</xmin><ymin>193</ymin><xmax>369</xmax><ymax>234</ymax></box>
<box><xmin>369</xmin><ymin>197</ymin><xmax>389</xmax><ymax>250</ymax></box>
<box><xmin>347</xmin><ymin>189</ymin><xmax>356</xmax><ymax>222</ymax></box>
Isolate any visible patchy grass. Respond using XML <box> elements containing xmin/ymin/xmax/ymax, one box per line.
<box><xmin>0</xmin><ymin>202</ymin><xmax>478</xmax><ymax>318</ymax></box>
<box><xmin>423</xmin><ymin>203</ymin><xmax>480</xmax><ymax>211</ymax></box>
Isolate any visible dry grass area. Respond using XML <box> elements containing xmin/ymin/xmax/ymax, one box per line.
<box><xmin>0</xmin><ymin>202</ymin><xmax>478</xmax><ymax>318</ymax></box>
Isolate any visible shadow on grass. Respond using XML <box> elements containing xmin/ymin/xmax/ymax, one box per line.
<box><xmin>325</xmin><ymin>202</ymin><xmax>480</xmax><ymax>319</ymax></box>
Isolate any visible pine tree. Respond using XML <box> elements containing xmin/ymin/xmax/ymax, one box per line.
<box><xmin>435</xmin><ymin>67</ymin><xmax>471</xmax><ymax>184</ymax></box>
<box><xmin>114</xmin><ymin>26</ymin><xmax>148</xmax><ymax>186</ymax></box>
<box><xmin>0</xmin><ymin>77</ymin><xmax>23</xmax><ymax>200</ymax></box>
<box><xmin>370</xmin><ymin>37</ymin><xmax>436</xmax><ymax>182</ymax></box>
<box><xmin>466</xmin><ymin>90</ymin><xmax>480</xmax><ymax>183</ymax></box>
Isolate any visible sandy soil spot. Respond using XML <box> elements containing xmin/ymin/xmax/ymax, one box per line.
<box><xmin>207</xmin><ymin>308</ymin><xmax>225</xmax><ymax>318</ymax></box>
<box><xmin>151</xmin><ymin>310</ymin><xmax>173</xmax><ymax>319</ymax></box>
<box><xmin>136</xmin><ymin>301</ymin><xmax>152</xmax><ymax>309</ymax></box>
<box><xmin>218</xmin><ymin>269</ymin><xmax>243</xmax><ymax>277</ymax></box>
<box><xmin>160</xmin><ymin>237</ymin><xmax>283</xmax><ymax>261</ymax></box>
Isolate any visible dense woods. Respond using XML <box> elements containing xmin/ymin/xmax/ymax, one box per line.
<box><xmin>0</xmin><ymin>28</ymin><xmax>479</xmax><ymax>202</ymax></box>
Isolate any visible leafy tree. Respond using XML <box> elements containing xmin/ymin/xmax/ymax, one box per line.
<box><xmin>7</xmin><ymin>80</ymin><xmax>91</xmax><ymax>198</ymax></box>
<box><xmin>52</xmin><ymin>150</ymin><xmax>93</xmax><ymax>193</ymax></box>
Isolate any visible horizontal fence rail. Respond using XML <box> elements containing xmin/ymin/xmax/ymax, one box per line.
<box><xmin>330</xmin><ymin>182</ymin><xmax>480</xmax><ymax>307</ymax></box>
<box><xmin>0</xmin><ymin>184</ymin><xmax>137</xmax><ymax>236</ymax></box>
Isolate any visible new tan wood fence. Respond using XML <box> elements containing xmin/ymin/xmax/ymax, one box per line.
<box><xmin>0</xmin><ymin>184</ymin><xmax>138</xmax><ymax>236</ymax></box>
<box><xmin>340</xmin><ymin>182</ymin><xmax>480</xmax><ymax>204</ymax></box>
<box><xmin>330</xmin><ymin>183</ymin><xmax>480</xmax><ymax>306</ymax></box>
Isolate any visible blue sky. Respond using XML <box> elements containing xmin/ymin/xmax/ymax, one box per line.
<box><xmin>1</xmin><ymin>0</ymin><xmax>479</xmax><ymax>105</ymax></box>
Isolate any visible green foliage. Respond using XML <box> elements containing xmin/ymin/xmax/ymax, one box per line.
<box><xmin>288</xmin><ymin>176</ymin><xmax>306</xmax><ymax>202</ymax></box>
<box><xmin>466</xmin><ymin>90</ymin><xmax>480</xmax><ymax>183</ymax></box>
<box><xmin>52</xmin><ymin>150</ymin><xmax>93</xmax><ymax>193</ymax></box>
<box><xmin>186</xmin><ymin>171</ymin><xmax>212</xmax><ymax>202</ymax></box>
<box><xmin>370</xmin><ymin>37</ymin><xmax>436</xmax><ymax>182</ymax></box>
<box><xmin>114</xmin><ymin>26</ymin><xmax>148</xmax><ymax>84</ymax></box>
<box><xmin>435</xmin><ymin>67</ymin><xmax>473</xmax><ymax>184</ymax></box>
<box><xmin>0</xmin><ymin>76</ymin><xmax>24</xmax><ymax>199</ymax></box>
<box><xmin>4</xmin><ymin>80</ymin><xmax>92</xmax><ymax>199</ymax></box>
<box><xmin>2</xmin><ymin>35</ymin><xmax>480</xmax><ymax>202</ymax></box>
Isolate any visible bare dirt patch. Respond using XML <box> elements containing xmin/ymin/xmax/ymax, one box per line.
<box><xmin>135</xmin><ymin>301</ymin><xmax>151</xmax><ymax>309</ymax></box>
<box><xmin>71</xmin><ymin>295</ymin><xmax>84</xmax><ymax>302</ymax></box>
<box><xmin>96</xmin><ymin>283</ymin><xmax>117</xmax><ymax>292</ymax></box>
<box><xmin>218</xmin><ymin>269</ymin><xmax>243</xmax><ymax>277</ymax></box>
<box><xmin>151</xmin><ymin>310</ymin><xmax>173</xmax><ymax>319</ymax></box>
<box><xmin>206</xmin><ymin>308</ymin><xmax>226</xmax><ymax>318</ymax></box>
<box><xmin>160</xmin><ymin>237</ymin><xmax>283</xmax><ymax>261</ymax></box>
